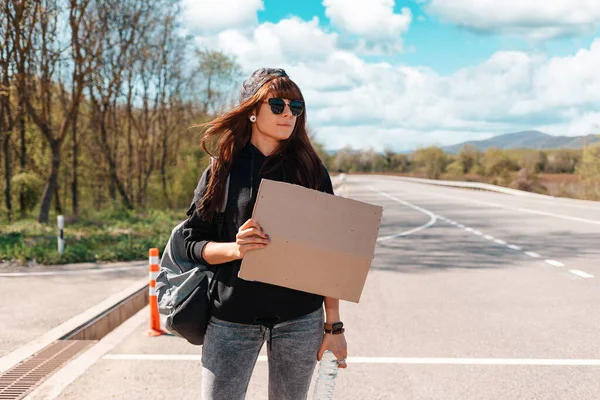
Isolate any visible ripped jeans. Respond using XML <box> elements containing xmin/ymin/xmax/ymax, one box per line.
<box><xmin>201</xmin><ymin>306</ymin><xmax>325</xmax><ymax>400</ymax></box>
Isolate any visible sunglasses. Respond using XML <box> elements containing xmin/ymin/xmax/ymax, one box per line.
<box><xmin>265</xmin><ymin>98</ymin><xmax>305</xmax><ymax>116</ymax></box>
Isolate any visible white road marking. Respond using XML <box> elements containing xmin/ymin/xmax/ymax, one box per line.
<box><xmin>362</xmin><ymin>184</ymin><xmax>576</xmax><ymax>281</ymax></box>
<box><xmin>545</xmin><ymin>260</ymin><xmax>565</xmax><ymax>267</ymax></box>
<box><xmin>524</xmin><ymin>251</ymin><xmax>541</xmax><ymax>258</ymax></box>
<box><xmin>516</xmin><ymin>207</ymin><xmax>600</xmax><ymax>223</ymax></box>
<box><xmin>369</xmin><ymin>188</ymin><xmax>438</xmax><ymax>241</ymax></box>
<box><xmin>569</xmin><ymin>270</ymin><xmax>594</xmax><ymax>278</ymax></box>
<box><xmin>439</xmin><ymin>216</ymin><xmax>572</xmax><ymax>273</ymax></box>
<box><xmin>103</xmin><ymin>354</ymin><xmax>600</xmax><ymax>366</ymax></box>
<box><xmin>393</xmin><ymin>187</ymin><xmax>600</xmax><ymax>226</ymax></box>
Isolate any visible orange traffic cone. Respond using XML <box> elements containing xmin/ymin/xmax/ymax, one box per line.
<box><xmin>147</xmin><ymin>248</ymin><xmax>166</xmax><ymax>337</ymax></box>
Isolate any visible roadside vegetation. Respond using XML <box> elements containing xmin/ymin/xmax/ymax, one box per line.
<box><xmin>321</xmin><ymin>143</ymin><xmax>600</xmax><ymax>201</ymax></box>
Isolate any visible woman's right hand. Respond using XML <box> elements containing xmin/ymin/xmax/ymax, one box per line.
<box><xmin>232</xmin><ymin>218</ymin><xmax>270</xmax><ymax>260</ymax></box>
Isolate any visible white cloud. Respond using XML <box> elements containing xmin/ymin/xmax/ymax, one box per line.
<box><xmin>182</xmin><ymin>0</ymin><xmax>264</xmax><ymax>33</ymax></box>
<box><xmin>295</xmin><ymin>38</ymin><xmax>600</xmax><ymax>151</ymax></box>
<box><xmin>188</xmin><ymin>12</ymin><xmax>600</xmax><ymax>151</ymax></box>
<box><xmin>425</xmin><ymin>0</ymin><xmax>600</xmax><ymax>40</ymax></box>
<box><xmin>195</xmin><ymin>17</ymin><xmax>338</xmax><ymax>70</ymax></box>
<box><xmin>323</xmin><ymin>0</ymin><xmax>412</xmax><ymax>54</ymax></box>
<box><xmin>566</xmin><ymin>112</ymin><xmax>600</xmax><ymax>136</ymax></box>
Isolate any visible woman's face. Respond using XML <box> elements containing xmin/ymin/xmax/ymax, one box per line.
<box><xmin>253</xmin><ymin>95</ymin><xmax>301</xmax><ymax>142</ymax></box>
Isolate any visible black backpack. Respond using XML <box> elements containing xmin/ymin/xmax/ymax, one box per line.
<box><xmin>156</xmin><ymin>160</ymin><xmax>230</xmax><ymax>345</ymax></box>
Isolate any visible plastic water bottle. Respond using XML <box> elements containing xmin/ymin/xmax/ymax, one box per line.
<box><xmin>312</xmin><ymin>350</ymin><xmax>339</xmax><ymax>399</ymax></box>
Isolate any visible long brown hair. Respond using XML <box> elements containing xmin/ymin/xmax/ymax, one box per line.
<box><xmin>191</xmin><ymin>76</ymin><xmax>324</xmax><ymax>221</ymax></box>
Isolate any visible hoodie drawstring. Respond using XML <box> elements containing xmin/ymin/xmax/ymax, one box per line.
<box><xmin>254</xmin><ymin>316</ymin><xmax>281</xmax><ymax>351</ymax></box>
<box><xmin>249</xmin><ymin>143</ymin><xmax>282</xmax><ymax>351</ymax></box>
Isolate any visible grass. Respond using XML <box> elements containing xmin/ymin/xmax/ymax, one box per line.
<box><xmin>0</xmin><ymin>208</ymin><xmax>188</xmax><ymax>266</ymax></box>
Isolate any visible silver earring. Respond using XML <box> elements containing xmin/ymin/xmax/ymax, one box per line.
<box><xmin>249</xmin><ymin>115</ymin><xmax>257</xmax><ymax>122</ymax></box>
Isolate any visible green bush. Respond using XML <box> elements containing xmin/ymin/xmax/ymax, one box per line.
<box><xmin>578</xmin><ymin>144</ymin><xmax>600</xmax><ymax>180</ymax></box>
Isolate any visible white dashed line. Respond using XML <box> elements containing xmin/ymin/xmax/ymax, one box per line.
<box><xmin>545</xmin><ymin>260</ymin><xmax>565</xmax><ymax>267</ymax></box>
<box><xmin>438</xmin><ymin>215</ymin><xmax>574</xmax><ymax>278</ymax></box>
<box><xmin>524</xmin><ymin>251</ymin><xmax>541</xmax><ymax>258</ymax></box>
<box><xmin>369</xmin><ymin>191</ymin><xmax>576</xmax><ymax>280</ymax></box>
<box><xmin>569</xmin><ymin>270</ymin><xmax>594</xmax><ymax>278</ymax></box>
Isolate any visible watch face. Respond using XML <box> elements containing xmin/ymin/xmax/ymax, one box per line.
<box><xmin>332</xmin><ymin>322</ymin><xmax>343</xmax><ymax>330</ymax></box>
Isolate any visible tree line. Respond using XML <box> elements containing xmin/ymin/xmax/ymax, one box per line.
<box><xmin>320</xmin><ymin>143</ymin><xmax>600</xmax><ymax>200</ymax></box>
<box><xmin>1</xmin><ymin>0</ymin><xmax>242</xmax><ymax>223</ymax></box>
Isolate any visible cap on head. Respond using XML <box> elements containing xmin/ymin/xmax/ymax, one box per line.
<box><xmin>239</xmin><ymin>67</ymin><xmax>288</xmax><ymax>104</ymax></box>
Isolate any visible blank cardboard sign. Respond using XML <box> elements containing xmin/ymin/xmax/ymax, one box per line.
<box><xmin>238</xmin><ymin>179</ymin><xmax>383</xmax><ymax>302</ymax></box>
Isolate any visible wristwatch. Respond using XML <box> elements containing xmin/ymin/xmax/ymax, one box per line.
<box><xmin>324</xmin><ymin>321</ymin><xmax>345</xmax><ymax>334</ymax></box>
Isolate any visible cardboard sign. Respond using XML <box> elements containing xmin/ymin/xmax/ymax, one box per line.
<box><xmin>238</xmin><ymin>179</ymin><xmax>382</xmax><ymax>302</ymax></box>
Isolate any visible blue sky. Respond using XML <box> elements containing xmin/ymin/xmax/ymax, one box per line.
<box><xmin>183</xmin><ymin>0</ymin><xmax>600</xmax><ymax>151</ymax></box>
<box><xmin>258</xmin><ymin>0</ymin><xmax>600</xmax><ymax>75</ymax></box>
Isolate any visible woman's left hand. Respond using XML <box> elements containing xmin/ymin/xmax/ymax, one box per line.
<box><xmin>317</xmin><ymin>333</ymin><xmax>348</xmax><ymax>368</ymax></box>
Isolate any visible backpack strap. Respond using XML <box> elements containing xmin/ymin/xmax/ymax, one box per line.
<box><xmin>210</xmin><ymin>156</ymin><xmax>230</xmax><ymax>241</ymax></box>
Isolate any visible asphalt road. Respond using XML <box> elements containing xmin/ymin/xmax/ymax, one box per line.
<box><xmin>24</xmin><ymin>175</ymin><xmax>600</xmax><ymax>399</ymax></box>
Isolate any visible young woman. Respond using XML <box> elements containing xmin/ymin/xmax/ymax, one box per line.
<box><xmin>182</xmin><ymin>68</ymin><xmax>348</xmax><ymax>400</ymax></box>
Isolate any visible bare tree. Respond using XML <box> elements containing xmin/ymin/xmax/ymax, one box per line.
<box><xmin>17</xmin><ymin>0</ymin><xmax>97</xmax><ymax>223</ymax></box>
<box><xmin>0</xmin><ymin>0</ymin><xmax>15</xmax><ymax>220</ymax></box>
<box><xmin>68</xmin><ymin>0</ymin><xmax>102</xmax><ymax>217</ymax></box>
<box><xmin>5</xmin><ymin>0</ymin><xmax>39</xmax><ymax>219</ymax></box>
<box><xmin>88</xmin><ymin>0</ymin><xmax>149</xmax><ymax>209</ymax></box>
<box><xmin>154</xmin><ymin>9</ymin><xmax>192</xmax><ymax>205</ymax></box>
<box><xmin>193</xmin><ymin>48</ymin><xmax>242</xmax><ymax>114</ymax></box>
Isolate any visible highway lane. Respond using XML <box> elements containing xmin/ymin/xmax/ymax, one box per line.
<box><xmin>28</xmin><ymin>175</ymin><xmax>600</xmax><ymax>399</ymax></box>
<box><xmin>359</xmin><ymin>176</ymin><xmax>600</xmax><ymax>278</ymax></box>
<box><xmin>339</xmin><ymin>175</ymin><xmax>600</xmax><ymax>398</ymax></box>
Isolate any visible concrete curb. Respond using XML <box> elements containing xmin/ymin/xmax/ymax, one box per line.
<box><xmin>24</xmin><ymin>306</ymin><xmax>150</xmax><ymax>400</ymax></box>
<box><xmin>0</xmin><ymin>277</ymin><xmax>148</xmax><ymax>375</ymax></box>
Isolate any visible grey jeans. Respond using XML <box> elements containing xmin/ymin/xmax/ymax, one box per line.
<box><xmin>201</xmin><ymin>307</ymin><xmax>325</xmax><ymax>400</ymax></box>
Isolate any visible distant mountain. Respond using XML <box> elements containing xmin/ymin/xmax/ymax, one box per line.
<box><xmin>442</xmin><ymin>130</ymin><xmax>599</xmax><ymax>153</ymax></box>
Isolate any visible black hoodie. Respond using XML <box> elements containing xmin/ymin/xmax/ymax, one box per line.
<box><xmin>182</xmin><ymin>140</ymin><xmax>334</xmax><ymax>327</ymax></box>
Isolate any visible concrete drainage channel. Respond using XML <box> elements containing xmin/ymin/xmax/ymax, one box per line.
<box><xmin>0</xmin><ymin>281</ymin><xmax>148</xmax><ymax>400</ymax></box>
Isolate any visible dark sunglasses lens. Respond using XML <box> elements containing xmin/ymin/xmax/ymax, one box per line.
<box><xmin>290</xmin><ymin>100</ymin><xmax>304</xmax><ymax>116</ymax></box>
<box><xmin>268</xmin><ymin>98</ymin><xmax>285</xmax><ymax>114</ymax></box>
